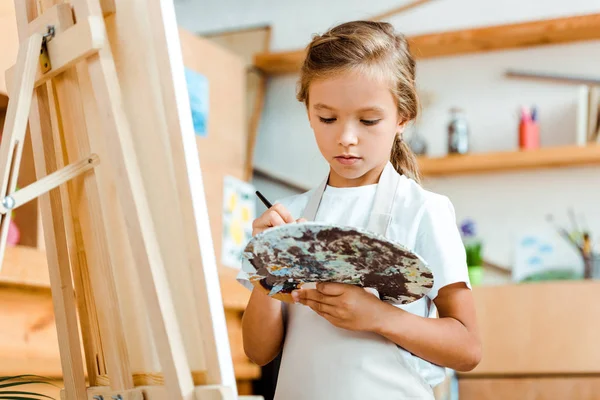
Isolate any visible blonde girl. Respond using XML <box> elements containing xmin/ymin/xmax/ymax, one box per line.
<box><xmin>238</xmin><ymin>20</ymin><xmax>481</xmax><ymax>400</ymax></box>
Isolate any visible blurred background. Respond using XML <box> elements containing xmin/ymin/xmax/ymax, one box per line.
<box><xmin>1</xmin><ymin>0</ymin><xmax>599</xmax><ymax>399</ymax></box>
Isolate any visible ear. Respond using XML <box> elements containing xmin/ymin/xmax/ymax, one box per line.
<box><xmin>397</xmin><ymin>119</ymin><xmax>408</xmax><ymax>136</ymax></box>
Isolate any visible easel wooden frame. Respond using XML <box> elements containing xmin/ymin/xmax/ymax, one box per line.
<box><xmin>0</xmin><ymin>1</ymin><xmax>238</xmax><ymax>399</ymax></box>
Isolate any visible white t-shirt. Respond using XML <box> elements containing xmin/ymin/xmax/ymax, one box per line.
<box><xmin>239</xmin><ymin>175</ymin><xmax>471</xmax><ymax>396</ymax></box>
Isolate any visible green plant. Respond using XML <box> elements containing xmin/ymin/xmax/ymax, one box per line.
<box><xmin>465</xmin><ymin>241</ymin><xmax>483</xmax><ymax>267</ymax></box>
<box><xmin>0</xmin><ymin>375</ymin><xmax>57</xmax><ymax>399</ymax></box>
<box><xmin>459</xmin><ymin>219</ymin><xmax>483</xmax><ymax>267</ymax></box>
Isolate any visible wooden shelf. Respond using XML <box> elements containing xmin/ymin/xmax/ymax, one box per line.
<box><xmin>254</xmin><ymin>13</ymin><xmax>600</xmax><ymax>75</ymax></box>
<box><xmin>0</xmin><ymin>245</ymin><xmax>50</xmax><ymax>289</ymax></box>
<box><xmin>418</xmin><ymin>144</ymin><xmax>600</xmax><ymax>177</ymax></box>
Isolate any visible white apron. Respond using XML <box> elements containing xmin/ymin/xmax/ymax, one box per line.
<box><xmin>274</xmin><ymin>163</ymin><xmax>435</xmax><ymax>400</ymax></box>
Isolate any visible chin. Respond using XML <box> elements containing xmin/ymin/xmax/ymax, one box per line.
<box><xmin>330</xmin><ymin>163</ymin><xmax>369</xmax><ymax>180</ymax></box>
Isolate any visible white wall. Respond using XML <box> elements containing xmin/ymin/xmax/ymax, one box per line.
<box><xmin>175</xmin><ymin>0</ymin><xmax>600</xmax><ymax>275</ymax></box>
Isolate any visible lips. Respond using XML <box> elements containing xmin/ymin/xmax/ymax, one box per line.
<box><xmin>335</xmin><ymin>155</ymin><xmax>361</xmax><ymax>165</ymax></box>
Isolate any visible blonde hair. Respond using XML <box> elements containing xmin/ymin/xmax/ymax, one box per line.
<box><xmin>297</xmin><ymin>20</ymin><xmax>421</xmax><ymax>183</ymax></box>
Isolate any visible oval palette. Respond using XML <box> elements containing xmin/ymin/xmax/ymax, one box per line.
<box><xmin>243</xmin><ymin>222</ymin><xmax>434</xmax><ymax>304</ymax></box>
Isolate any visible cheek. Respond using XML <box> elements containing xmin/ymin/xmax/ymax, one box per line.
<box><xmin>368</xmin><ymin>123</ymin><xmax>397</xmax><ymax>153</ymax></box>
<box><xmin>312</xmin><ymin>125</ymin><xmax>336</xmax><ymax>154</ymax></box>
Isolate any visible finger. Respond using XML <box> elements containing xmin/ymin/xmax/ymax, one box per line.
<box><xmin>252</xmin><ymin>210</ymin><xmax>286</xmax><ymax>236</ymax></box>
<box><xmin>317</xmin><ymin>282</ymin><xmax>347</xmax><ymax>296</ymax></box>
<box><xmin>266</xmin><ymin>209</ymin><xmax>286</xmax><ymax>227</ymax></box>
<box><xmin>296</xmin><ymin>288</ymin><xmax>337</xmax><ymax>306</ymax></box>
<box><xmin>296</xmin><ymin>217</ymin><xmax>307</xmax><ymax>223</ymax></box>
<box><xmin>303</xmin><ymin>299</ymin><xmax>338</xmax><ymax>317</ymax></box>
<box><xmin>271</xmin><ymin>203</ymin><xmax>295</xmax><ymax>224</ymax></box>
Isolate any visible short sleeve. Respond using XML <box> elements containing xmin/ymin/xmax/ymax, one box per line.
<box><xmin>415</xmin><ymin>195</ymin><xmax>471</xmax><ymax>300</ymax></box>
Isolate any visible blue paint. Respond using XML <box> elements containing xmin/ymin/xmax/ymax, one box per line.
<box><xmin>184</xmin><ymin>67</ymin><xmax>209</xmax><ymax>137</ymax></box>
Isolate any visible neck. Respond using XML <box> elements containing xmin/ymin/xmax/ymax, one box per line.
<box><xmin>328</xmin><ymin>162</ymin><xmax>387</xmax><ymax>188</ymax></box>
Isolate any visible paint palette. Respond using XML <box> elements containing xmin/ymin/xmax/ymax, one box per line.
<box><xmin>243</xmin><ymin>222</ymin><xmax>434</xmax><ymax>304</ymax></box>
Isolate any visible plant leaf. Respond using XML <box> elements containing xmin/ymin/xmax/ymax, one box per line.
<box><xmin>0</xmin><ymin>376</ymin><xmax>53</xmax><ymax>383</ymax></box>
<box><xmin>0</xmin><ymin>391</ymin><xmax>54</xmax><ymax>399</ymax></box>
<box><xmin>0</xmin><ymin>396</ymin><xmax>48</xmax><ymax>400</ymax></box>
<box><xmin>0</xmin><ymin>382</ymin><xmax>54</xmax><ymax>390</ymax></box>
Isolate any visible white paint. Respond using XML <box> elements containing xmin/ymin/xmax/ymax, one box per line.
<box><xmin>175</xmin><ymin>0</ymin><xmax>600</xmax><ymax>276</ymax></box>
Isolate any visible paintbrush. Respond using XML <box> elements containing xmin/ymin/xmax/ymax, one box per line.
<box><xmin>583</xmin><ymin>232</ymin><xmax>592</xmax><ymax>257</ymax></box>
<box><xmin>255</xmin><ymin>190</ymin><xmax>273</xmax><ymax>209</ymax></box>
<box><xmin>568</xmin><ymin>207</ymin><xmax>582</xmax><ymax>245</ymax></box>
<box><xmin>546</xmin><ymin>214</ymin><xmax>581</xmax><ymax>252</ymax></box>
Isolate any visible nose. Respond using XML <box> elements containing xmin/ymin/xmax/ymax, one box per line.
<box><xmin>337</xmin><ymin>124</ymin><xmax>358</xmax><ymax>147</ymax></box>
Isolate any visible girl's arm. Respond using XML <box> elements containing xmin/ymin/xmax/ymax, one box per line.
<box><xmin>374</xmin><ymin>282</ymin><xmax>481</xmax><ymax>371</ymax></box>
<box><xmin>242</xmin><ymin>288</ymin><xmax>285</xmax><ymax>366</ymax></box>
<box><xmin>294</xmin><ymin>281</ymin><xmax>481</xmax><ymax>372</ymax></box>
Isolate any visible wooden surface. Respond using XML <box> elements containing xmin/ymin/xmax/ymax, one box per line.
<box><xmin>0</xmin><ymin>243</ymin><xmax>250</xmax><ymax>308</ymax></box>
<box><xmin>0</xmin><ymin>253</ymin><xmax>257</xmax><ymax>379</ymax></box>
<box><xmin>16</xmin><ymin>2</ymin><xmax>88</xmax><ymax>396</ymax></box>
<box><xmin>369</xmin><ymin>0</ymin><xmax>434</xmax><ymax>22</ymax></box>
<box><xmin>464</xmin><ymin>281</ymin><xmax>600</xmax><ymax>375</ymax></box>
<box><xmin>459</xmin><ymin>376</ymin><xmax>600</xmax><ymax>400</ymax></box>
<box><xmin>0</xmin><ymin>244</ymin><xmax>50</xmax><ymax>288</ymax></box>
<box><xmin>0</xmin><ymin>286</ymin><xmax>61</xmax><ymax>377</ymax></box>
<box><xmin>93</xmin><ymin>1</ymin><xmax>204</xmax><ymax>395</ymax></box>
<box><xmin>178</xmin><ymin>29</ymin><xmax>247</xmax><ymax>276</ymax></box>
<box><xmin>0</xmin><ymin>0</ymin><xmax>19</xmax><ymax>96</ymax></box>
<box><xmin>205</xmin><ymin>25</ymin><xmax>271</xmax><ymax>180</ymax></box>
<box><xmin>254</xmin><ymin>13</ymin><xmax>600</xmax><ymax>75</ymax></box>
<box><xmin>418</xmin><ymin>144</ymin><xmax>600</xmax><ymax>177</ymax></box>
<box><xmin>0</xmin><ymin>2</ymin><xmax>256</xmax><ymax>395</ymax></box>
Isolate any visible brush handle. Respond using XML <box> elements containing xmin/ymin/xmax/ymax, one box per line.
<box><xmin>255</xmin><ymin>190</ymin><xmax>273</xmax><ymax>209</ymax></box>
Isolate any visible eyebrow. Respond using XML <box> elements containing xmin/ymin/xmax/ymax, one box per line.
<box><xmin>313</xmin><ymin>103</ymin><xmax>385</xmax><ymax>113</ymax></box>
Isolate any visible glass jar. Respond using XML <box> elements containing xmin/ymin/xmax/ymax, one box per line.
<box><xmin>448</xmin><ymin>107</ymin><xmax>470</xmax><ymax>155</ymax></box>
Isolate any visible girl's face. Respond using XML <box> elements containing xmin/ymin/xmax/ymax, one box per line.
<box><xmin>307</xmin><ymin>69</ymin><xmax>404</xmax><ymax>187</ymax></box>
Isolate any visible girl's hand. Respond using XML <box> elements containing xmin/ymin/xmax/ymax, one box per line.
<box><xmin>292</xmin><ymin>283</ymin><xmax>387</xmax><ymax>332</ymax></box>
<box><xmin>252</xmin><ymin>203</ymin><xmax>305</xmax><ymax>236</ymax></box>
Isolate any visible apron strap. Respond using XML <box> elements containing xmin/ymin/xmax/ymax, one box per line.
<box><xmin>302</xmin><ymin>162</ymin><xmax>401</xmax><ymax>237</ymax></box>
<box><xmin>366</xmin><ymin>162</ymin><xmax>401</xmax><ymax>236</ymax></box>
<box><xmin>302</xmin><ymin>175</ymin><xmax>328</xmax><ymax>221</ymax></box>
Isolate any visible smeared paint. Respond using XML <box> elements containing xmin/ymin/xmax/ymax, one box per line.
<box><xmin>244</xmin><ymin>222</ymin><xmax>434</xmax><ymax>304</ymax></box>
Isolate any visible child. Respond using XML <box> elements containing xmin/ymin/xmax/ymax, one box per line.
<box><xmin>238</xmin><ymin>20</ymin><xmax>481</xmax><ymax>399</ymax></box>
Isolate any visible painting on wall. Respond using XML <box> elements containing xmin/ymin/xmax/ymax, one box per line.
<box><xmin>512</xmin><ymin>230</ymin><xmax>583</xmax><ymax>282</ymax></box>
<box><xmin>222</xmin><ymin>175</ymin><xmax>255</xmax><ymax>269</ymax></box>
<box><xmin>184</xmin><ymin>67</ymin><xmax>209</xmax><ymax>137</ymax></box>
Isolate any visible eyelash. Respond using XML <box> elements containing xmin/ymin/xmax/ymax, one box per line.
<box><xmin>319</xmin><ymin>117</ymin><xmax>381</xmax><ymax>126</ymax></box>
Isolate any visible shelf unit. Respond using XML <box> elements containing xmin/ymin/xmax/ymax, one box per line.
<box><xmin>418</xmin><ymin>144</ymin><xmax>600</xmax><ymax>177</ymax></box>
<box><xmin>254</xmin><ymin>13</ymin><xmax>600</xmax><ymax>75</ymax></box>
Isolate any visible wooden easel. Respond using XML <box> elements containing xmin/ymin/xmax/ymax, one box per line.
<box><xmin>0</xmin><ymin>1</ymin><xmax>239</xmax><ymax>399</ymax></box>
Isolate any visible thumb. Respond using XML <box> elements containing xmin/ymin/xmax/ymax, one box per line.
<box><xmin>317</xmin><ymin>282</ymin><xmax>345</xmax><ymax>296</ymax></box>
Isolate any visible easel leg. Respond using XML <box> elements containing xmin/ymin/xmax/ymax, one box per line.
<box><xmin>55</xmin><ymin>63</ymin><xmax>136</xmax><ymax>391</ymax></box>
<box><xmin>47</xmin><ymin>78</ymin><xmax>105</xmax><ymax>387</ymax></box>
<box><xmin>32</xmin><ymin>0</ymin><xmax>137</xmax><ymax>389</ymax></box>
<box><xmin>30</xmin><ymin>76</ymin><xmax>88</xmax><ymax>400</ymax></box>
<box><xmin>144</xmin><ymin>0</ymin><xmax>237</xmax><ymax>391</ymax></box>
<box><xmin>11</xmin><ymin>2</ymin><xmax>89</xmax><ymax>398</ymax></box>
<box><xmin>0</xmin><ymin>34</ymin><xmax>44</xmax><ymax>268</ymax></box>
<box><xmin>83</xmin><ymin>48</ymin><xmax>195</xmax><ymax>400</ymax></box>
<box><xmin>34</xmin><ymin>2</ymin><xmax>108</xmax><ymax>385</ymax></box>
<box><xmin>69</xmin><ymin>1</ymin><xmax>196</xmax><ymax>397</ymax></box>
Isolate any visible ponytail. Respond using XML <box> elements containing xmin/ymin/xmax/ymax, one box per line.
<box><xmin>390</xmin><ymin>135</ymin><xmax>421</xmax><ymax>184</ymax></box>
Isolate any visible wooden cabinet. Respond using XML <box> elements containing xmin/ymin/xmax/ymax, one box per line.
<box><xmin>458</xmin><ymin>282</ymin><xmax>600</xmax><ymax>399</ymax></box>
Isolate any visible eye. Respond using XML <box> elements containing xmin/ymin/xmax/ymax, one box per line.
<box><xmin>319</xmin><ymin>117</ymin><xmax>337</xmax><ymax>124</ymax></box>
<box><xmin>361</xmin><ymin>119</ymin><xmax>381</xmax><ymax>126</ymax></box>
